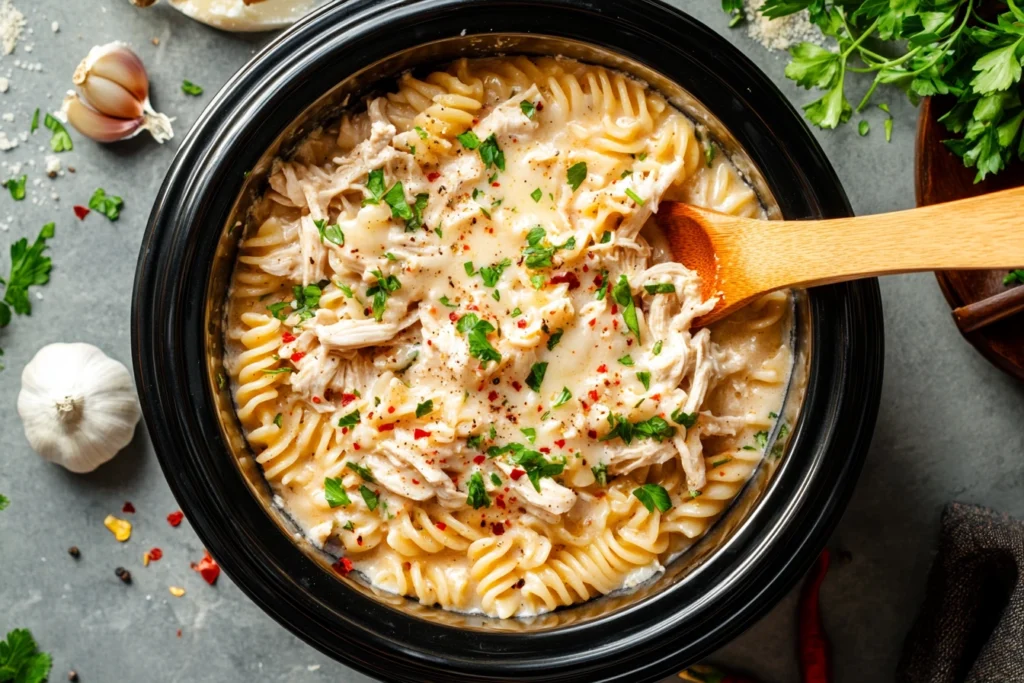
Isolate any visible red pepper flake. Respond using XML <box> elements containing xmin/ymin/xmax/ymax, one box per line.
<box><xmin>588</xmin><ymin>319</ymin><xmax>596</xmax><ymax>327</ymax></box>
<box><xmin>491</xmin><ymin>182</ymin><xmax>500</xmax><ymax>187</ymax></box>
<box><xmin>554</xmin><ymin>439</ymin><xmax>566</xmax><ymax>449</ymax></box>
<box><xmin>539</xmin><ymin>447</ymin><xmax>551</xmax><ymax>454</ymax></box>
<box><xmin>536</xmin><ymin>102</ymin><xmax>544</xmax><ymax>111</ymax></box>
<box><xmin>611</xmin><ymin>304</ymin><xmax>618</xmax><ymax>315</ymax></box>
<box><xmin>597</xmin><ymin>364</ymin><xmax>607</xmax><ymax>373</ymax></box>
<box><xmin>290</xmin><ymin>352</ymin><xmax>305</xmax><ymax>363</ymax></box>
<box><xmin>177</xmin><ymin>629</ymin><xmax>182</xmax><ymax>638</ymax></box>
<box><xmin>190</xmin><ymin>551</ymin><xmax>220</xmax><ymax>585</ymax></box>
<box><xmin>517</xmin><ymin>319</ymin><xmax>527</xmax><ymax>329</ymax></box>
<box><xmin>73</xmin><ymin>205</ymin><xmax>90</xmax><ymax>220</ymax></box>
<box><xmin>341</xmin><ymin>393</ymin><xmax>356</xmax><ymax>405</ymax></box>
<box><xmin>427</xmin><ymin>171</ymin><xmax>441</xmax><ymax>182</ymax></box>
<box><xmin>491</xmin><ymin>522</ymin><xmax>505</xmax><ymax>535</ymax></box>
<box><xmin>281</xmin><ymin>332</ymin><xmax>296</xmax><ymax>343</ymax></box>
<box><xmin>593</xmin><ymin>274</ymin><xmax>604</xmax><ymax>287</ymax></box>
<box><xmin>449</xmin><ymin>312</ymin><xmax>458</xmax><ymax>322</ymax></box>
<box><xmin>435</xmin><ymin>522</ymin><xmax>447</xmax><ymax>531</ymax></box>
<box><xmin>549</xmin><ymin>272</ymin><xmax>580</xmax><ymax>290</ymax></box>
<box><xmin>510</xmin><ymin>469</ymin><xmax>526</xmax><ymax>481</ymax></box>
<box><xmin>588</xmin><ymin>390</ymin><xmax>599</xmax><ymax>402</ymax></box>
<box><xmin>378</xmin><ymin>423</ymin><xmax>395</xmax><ymax>432</ymax></box>
<box><xmin>332</xmin><ymin>557</ymin><xmax>354</xmax><ymax>575</ymax></box>
<box><xmin>122</xmin><ymin>502</ymin><xmax>135</xmax><ymax>514</ymax></box>
<box><xmin>582</xmin><ymin>264</ymin><xmax>589</xmax><ymax>272</ymax></box>
<box><xmin>488</xmin><ymin>390</ymin><xmax>499</xmax><ymax>402</ymax></box>
<box><xmin>412</xmin><ymin>479</ymin><xmax>420</xmax><ymax>485</ymax></box>
<box><xmin>312</xmin><ymin>396</ymin><xmax>321</xmax><ymax>404</ymax></box>
<box><xmin>414</xmin><ymin>429</ymin><xmax>432</xmax><ymax>440</ymax></box>
<box><xmin>495</xmin><ymin>494</ymin><xmax>506</xmax><ymax>509</ymax></box>
<box><xmin>587</xmin><ymin>429</ymin><xmax>598</xmax><ymax>439</ymax></box>
<box><xmin>652</xmin><ymin>393</ymin><xmax>661</xmax><ymax>401</ymax></box>
<box><xmin>148</xmin><ymin>547</ymin><xmax>163</xmax><ymax>562</ymax></box>
<box><xmin>167</xmin><ymin>511</ymin><xmax>184</xmax><ymax>527</ymax></box>
<box><xmin>511</xmin><ymin>380</ymin><xmax>522</xmax><ymax>392</ymax></box>
<box><xmin>387</xmin><ymin>406</ymin><xmax>396</xmax><ymax>414</ymax></box>
<box><xmin>353</xmin><ymin>443</ymin><xmax>362</xmax><ymax>450</ymax></box>
<box><xmin>473</xmin><ymin>455</ymin><xmax>486</xmax><ymax>464</ymax></box>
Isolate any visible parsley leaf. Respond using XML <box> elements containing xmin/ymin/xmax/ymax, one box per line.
<box><xmin>324</xmin><ymin>477</ymin><xmax>351</xmax><ymax>508</ymax></box>
<box><xmin>552</xmin><ymin>387</ymin><xmax>572</xmax><ymax>408</ymax></box>
<box><xmin>0</xmin><ymin>628</ymin><xmax>52</xmax><ymax>683</ymax></box>
<box><xmin>526</xmin><ymin>362</ymin><xmax>548</xmax><ymax>392</ymax></box>
<box><xmin>671</xmin><ymin>408</ymin><xmax>698</xmax><ymax>428</ymax></box>
<box><xmin>636</xmin><ymin>371</ymin><xmax>651</xmax><ymax>391</ymax></box>
<box><xmin>644</xmin><ymin>282</ymin><xmax>675</xmax><ymax>295</ymax></box>
<box><xmin>346</xmin><ymin>461</ymin><xmax>375</xmax><ymax>482</ymax></box>
<box><xmin>520</xmin><ymin>427</ymin><xmax>537</xmax><ymax>443</ymax></box>
<box><xmin>439</xmin><ymin>295</ymin><xmax>458</xmax><ymax>308</ymax></box>
<box><xmin>88</xmin><ymin>188</ymin><xmax>124</xmax><ymax>221</ymax></box>
<box><xmin>507</xmin><ymin>447</ymin><xmax>565</xmax><ymax>492</ymax></box>
<box><xmin>363</xmin><ymin>169</ymin><xmax>386</xmax><ymax>206</ymax></box>
<box><xmin>313</xmin><ymin>218</ymin><xmax>344</xmax><ymax>246</ymax></box>
<box><xmin>3</xmin><ymin>175</ymin><xmax>25</xmax><ymax>201</ymax></box>
<box><xmin>530</xmin><ymin>187</ymin><xmax>543</xmax><ymax>202</ymax></box>
<box><xmin>613</xmin><ymin>275</ymin><xmax>641</xmax><ymax>341</ymax></box>
<box><xmin>29</xmin><ymin>109</ymin><xmax>38</xmax><ymax>134</ymax></box>
<box><xmin>546</xmin><ymin>329</ymin><xmax>563</xmax><ymax>350</ymax></box>
<box><xmin>618</xmin><ymin>355</ymin><xmax>634</xmax><ymax>366</ymax></box>
<box><xmin>359</xmin><ymin>485</ymin><xmax>379</xmax><ymax>511</ymax></box>
<box><xmin>625</xmin><ymin>188</ymin><xmax>645</xmax><ymax>205</ymax></box>
<box><xmin>466</xmin><ymin>471</ymin><xmax>490</xmax><ymax>508</ymax></box>
<box><xmin>633</xmin><ymin>483</ymin><xmax>672</xmax><ymax>513</ymax></box>
<box><xmin>457</xmin><ymin>314</ymin><xmax>501</xmax><ymax>365</ymax></box>
<box><xmin>181</xmin><ymin>80</ymin><xmax>204</xmax><ymax>96</ymax></box>
<box><xmin>366</xmin><ymin>269</ymin><xmax>401</xmax><ymax>322</ymax></box>
<box><xmin>520</xmin><ymin>100</ymin><xmax>537</xmax><ymax>118</ymax></box>
<box><xmin>1</xmin><ymin>222</ymin><xmax>55</xmax><ymax>332</ymax></box>
<box><xmin>1005</xmin><ymin>269</ymin><xmax>1024</xmax><ymax>286</ymax></box>
<box><xmin>591</xmin><ymin>463</ymin><xmax>608</xmax><ymax>486</ymax></box>
<box><xmin>457</xmin><ymin>130</ymin><xmax>480</xmax><ymax>150</ymax></box>
<box><xmin>477</xmin><ymin>258</ymin><xmax>511</xmax><ymax>287</ymax></box>
<box><xmin>43</xmin><ymin>113</ymin><xmax>72</xmax><ymax>152</ymax></box>
<box><xmin>479</xmin><ymin>134</ymin><xmax>505</xmax><ymax>171</ymax></box>
<box><xmin>415</xmin><ymin>400</ymin><xmax>433</xmax><ymax>418</ymax></box>
<box><xmin>566</xmin><ymin>161</ymin><xmax>587</xmax><ymax>191</ymax></box>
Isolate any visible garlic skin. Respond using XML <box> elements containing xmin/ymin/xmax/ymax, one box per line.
<box><xmin>18</xmin><ymin>343</ymin><xmax>142</xmax><ymax>474</ymax></box>
<box><xmin>65</xmin><ymin>43</ymin><xmax>173</xmax><ymax>145</ymax></box>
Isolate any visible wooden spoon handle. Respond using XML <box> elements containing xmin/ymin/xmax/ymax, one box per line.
<box><xmin>721</xmin><ymin>185</ymin><xmax>1024</xmax><ymax>294</ymax></box>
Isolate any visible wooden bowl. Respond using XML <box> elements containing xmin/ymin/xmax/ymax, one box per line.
<box><xmin>915</xmin><ymin>97</ymin><xmax>1024</xmax><ymax>382</ymax></box>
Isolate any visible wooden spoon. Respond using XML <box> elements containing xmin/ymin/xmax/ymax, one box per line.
<box><xmin>656</xmin><ymin>186</ymin><xmax>1024</xmax><ymax>327</ymax></box>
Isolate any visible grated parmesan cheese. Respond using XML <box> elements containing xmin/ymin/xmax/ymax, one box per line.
<box><xmin>743</xmin><ymin>0</ymin><xmax>826</xmax><ymax>52</ymax></box>
<box><xmin>0</xmin><ymin>0</ymin><xmax>24</xmax><ymax>55</ymax></box>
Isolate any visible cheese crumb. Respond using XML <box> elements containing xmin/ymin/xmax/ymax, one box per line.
<box><xmin>0</xmin><ymin>131</ymin><xmax>17</xmax><ymax>150</ymax></box>
<box><xmin>0</xmin><ymin>78</ymin><xmax>8</xmax><ymax>93</ymax></box>
<box><xmin>743</xmin><ymin>0</ymin><xmax>826</xmax><ymax>52</ymax></box>
<box><xmin>51</xmin><ymin>21</ymin><xmax>58</xmax><ymax>33</ymax></box>
<box><xmin>45</xmin><ymin>154</ymin><xmax>60</xmax><ymax>177</ymax></box>
<box><xmin>0</xmin><ymin>0</ymin><xmax>24</xmax><ymax>56</ymax></box>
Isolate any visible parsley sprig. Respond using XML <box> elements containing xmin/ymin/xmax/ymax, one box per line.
<box><xmin>0</xmin><ymin>223</ymin><xmax>55</xmax><ymax>369</ymax></box>
<box><xmin>0</xmin><ymin>628</ymin><xmax>52</xmax><ymax>683</ymax></box>
<box><xmin>733</xmin><ymin>0</ymin><xmax>1024</xmax><ymax>181</ymax></box>
<box><xmin>456</xmin><ymin>313</ymin><xmax>502</xmax><ymax>365</ymax></box>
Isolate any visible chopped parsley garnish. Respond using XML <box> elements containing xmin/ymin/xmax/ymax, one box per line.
<box><xmin>530</xmin><ymin>187</ymin><xmax>543</xmax><ymax>202</ymax></box>
<box><xmin>490</xmin><ymin>473</ymin><xmax>502</xmax><ymax>486</ymax></box>
<box><xmin>88</xmin><ymin>188</ymin><xmax>124</xmax><ymax>221</ymax></box>
<box><xmin>754</xmin><ymin>431</ymin><xmax>769</xmax><ymax>450</ymax></box>
<box><xmin>262</xmin><ymin>367</ymin><xmax>294</xmax><ymax>375</ymax></box>
<box><xmin>273</xmin><ymin>413</ymin><xmax>283</xmax><ymax>428</ymax></box>
<box><xmin>367</xmin><ymin>269</ymin><xmax>401</xmax><ymax>322</ymax></box>
<box><xmin>181</xmin><ymin>80</ymin><xmax>203</xmax><ymax>96</ymax></box>
<box><xmin>3</xmin><ymin>175</ymin><xmax>26</xmax><ymax>201</ymax></box>
<box><xmin>313</xmin><ymin>218</ymin><xmax>344</xmax><ymax>246</ymax></box>
<box><xmin>359</xmin><ymin>485</ymin><xmax>379</xmax><ymax>511</ymax></box>
<box><xmin>653</xmin><ymin>340</ymin><xmax>663</xmax><ymax>356</ymax></box>
<box><xmin>644</xmin><ymin>282</ymin><xmax>675</xmax><ymax>295</ymax></box>
<box><xmin>338</xmin><ymin>283</ymin><xmax>354</xmax><ymax>298</ymax></box>
<box><xmin>636</xmin><ymin>371</ymin><xmax>651</xmax><ymax>391</ymax></box>
<box><xmin>466</xmin><ymin>472</ymin><xmax>490</xmax><ymax>508</ymax></box>
<box><xmin>29</xmin><ymin>108</ymin><xmax>39</xmax><ymax>133</ymax></box>
<box><xmin>415</xmin><ymin>400</ymin><xmax>433</xmax><ymax>418</ymax></box>
<box><xmin>670</xmin><ymin>408</ymin><xmax>697</xmax><ymax>428</ymax></box>
<box><xmin>522</xmin><ymin>226</ymin><xmax>575</xmax><ymax>269</ymax></box>
<box><xmin>600</xmin><ymin>413</ymin><xmax>675</xmax><ymax>444</ymax></box>
<box><xmin>0</xmin><ymin>493</ymin><xmax>7</xmax><ymax>510</ymax></box>
<box><xmin>439</xmin><ymin>295</ymin><xmax>458</xmax><ymax>309</ymax></box>
<box><xmin>633</xmin><ymin>483</ymin><xmax>672</xmax><ymax>513</ymax></box>
<box><xmin>324</xmin><ymin>477</ymin><xmax>351</xmax><ymax>508</ymax></box>
<box><xmin>618</xmin><ymin>355</ymin><xmax>634</xmax><ymax>366</ymax></box>
<box><xmin>1005</xmin><ymin>269</ymin><xmax>1024</xmax><ymax>286</ymax></box>
<box><xmin>456</xmin><ymin>313</ymin><xmax>501</xmax><ymax>365</ymax></box>
<box><xmin>2</xmin><ymin>222</ymin><xmax>59</xmax><ymax>339</ymax></box>
<box><xmin>858</xmin><ymin>120</ymin><xmax>870</xmax><ymax>137</ymax></box>
<box><xmin>384</xmin><ymin>252</ymin><xmax>397</xmax><ymax>261</ymax></box>
<box><xmin>546</xmin><ymin>329</ymin><xmax>563</xmax><ymax>351</ymax></box>
<box><xmin>710</xmin><ymin>457</ymin><xmax>732</xmax><ymax>469</ymax></box>
<box><xmin>638</xmin><ymin>152</ymin><xmax>648</xmax><ymax>161</ymax></box>
<box><xmin>479</xmin><ymin>134</ymin><xmax>505</xmax><ymax>171</ymax></box>
<box><xmin>467</xmin><ymin>434</ymin><xmax>484</xmax><ymax>450</ymax></box>
<box><xmin>591</xmin><ymin>464</ymin><xmax>609</xmax><ymax>487</ymax></box>
<box><xmin>600</xmin><ymin>231</ymin><xmax>612</xmax><ymax>244</ymax></box>
<box><xmin>414</xmin><ymin>126</ymin><xmax>428</xmax><ymax>139</ymax></box>
<box><xmin>526</xmin><ymin>362</ymin><xmax>548</xmax><ymax>392</ymax></box>
<box><xmin>625</xmin><ymin>188</ymin><xmax>645</xmax><ymax>206</ymax></box>
<box><xmin>621</xmin><ymin>169</ymin><xmax>633</xmax><ymax>179</ymax></box>
<box><xmin>362</xmin><ymin>169</ymin><xmax>386</xmax><ymax>206</ymax></box>
<box><xmin>44</xmin><ymin>113</ymin><xmax>72</xmax><ymax>152</ymax></box>
<box><xmin>346</xmin><ymin>461</ymin><xmax>375</xmax><ymax>482</ymax></box>
<box><xmin>705</xmin><ymin>143</ymin><xmax>716</xmax><ymax>168</ymax></box>
<box><xmin>492</xmin><ymin>444</ymin><xmax>565</xmax><ymax>492</ymax></box>
<box><xmin>771</xmin><ymin>424</ymin><xmax>791</xmax><ymax>459</ymax></box>
<box><xmin>268</xmin><ymin>283</ymin><xmax>323</xmax><ymax>323</ymax></box>
<box><xmin>612</xmin><ymin>275</ymin><xmax>641</xmax><ymax>341</ymax></box>
<box><xmin>552</xmin><ymin>387</ymin><xmax>572</xmax><ymax>408</ymax></box>
<box><xmin>520</xmin><ymin>100</ymin><xmax>537</xmax><ymax>118</ymax></box>
<box><xmin>566</xmin><ymin>161</ymin><xmax>587</xmax><ymax>191</ymax></box>
<box><xmin>477</xmin><ymin>258</ymin><xmax>511</xmax><ymax>287</ymax></box>
<box><xmin>511</xmin><ymin>307</ymin><xmax>522</xmax><ymax>318</ymax></box>
<box><xmin>530</xmin><ymin>274</ymin><xmax>546</xmax><ymax>289</ymax></box>
<box><xmin>456</xmin><ymin>130</ymin><xmax>480</xmax><ymax>149</ymax></box>
<box><xmin>342</xmin><ymin>520</ymin><xmax>355</xmax><ymax>531</ymax></box>
<box><xmin>383</xmin><ymin>181</ymin><xmax>428</xmax><ymax>231</ymax></box>
<box><xmin>520</xmin><ymin>427</ymin><xmax>537</xmax><ymax>443</ymax></box>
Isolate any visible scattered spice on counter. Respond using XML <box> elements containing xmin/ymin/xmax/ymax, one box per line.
<box><xmin>103</xmin><ymin>515</ymin><xmax>132</xmax><ymax>542</ymax></box>
<box><xmin>122</xmin><ymin>501</ymin><xmax>135</xmax><ymax>514</ymax></box>
<box><xmin>68</xmin><ymin>671</ymin><xmax>79</xmax><ymax>682</ymax></box>
<box><xmin>67</xmin><ymin>546</ymin><xmax>80</xmax><ymax>559</ymax></box>
<box><xmin>799</xmin><ymin>550</ymin><xmax>832</xmax><ymax>683</ymax></box>
<box><xmin>142</xmin><ymin>547</ymin><xmax>163</xmax><ymax>566</ymax></box>
<box><xmin>166</xmin><ymin>510</ymin><xmax>184</xmax><ymax>527</ymax></box>
<box><xmin>114</xmin><ymin>566</ymin><xmax>132</xmax><ymax>584</ymax></box>
<box><xmin>191</xmin><ymin>550</ymin><xmax>220</xmax><ymax>585</ymax></box>
<box><xmin>168</xmin><ymin>586</ymin><xmax>185</xmax><ymax>597</ymax></box>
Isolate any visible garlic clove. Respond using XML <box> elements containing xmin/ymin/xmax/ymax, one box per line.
<box><xmin>74</xmin><ymin>42</ymin><xmax>149</xmax><ymax>103</ymax></box>
<box><xmin>76</xmin><ymin>75</ymin><xmax>144</xmax><ymax>120</ymax></box>
<box><xmin>63</xmin><ymin>93</ymin><xmax>142</xmax><ymax>143</ymax></box>
<box><xmin>18</xmin><ymin>342</ymin><xmax>141</xmax><ymax>474</ymax></box>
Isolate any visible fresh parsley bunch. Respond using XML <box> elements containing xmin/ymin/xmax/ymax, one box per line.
<box><xmin>734</xmin><ymin>0</ymin><xmax>1024</xmax><ymax>181</ymax></box>
<box><xmin>0</xmin><ymin>223</ymin><xmax>56</xmax><ymax>370</ymax></box>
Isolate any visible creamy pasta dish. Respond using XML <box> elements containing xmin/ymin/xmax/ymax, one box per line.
<box><xmin>224</xmin><ymin>57</ymin><xmax>793</xmax><ymax>618</ymax></box>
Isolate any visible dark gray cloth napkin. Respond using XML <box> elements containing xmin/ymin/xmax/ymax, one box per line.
<box><xmin>897</xmin><ymin>502</ymin><xmax>1024</xmax><ymax>683</ymax></box>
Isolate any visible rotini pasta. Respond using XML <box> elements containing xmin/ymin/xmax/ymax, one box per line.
<box><xmin>224</xmin><ymin>57</ymin><xmax>792</xmax><ymax>618</ymax></box>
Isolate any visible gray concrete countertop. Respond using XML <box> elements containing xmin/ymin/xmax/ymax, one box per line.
<box><xmin>1</xmin><ymin>2</ymin><xmax>1022</xmax><ymax>682</ymax></box>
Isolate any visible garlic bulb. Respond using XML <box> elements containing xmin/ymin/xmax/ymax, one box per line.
<box><xmin>18</xmin><ymin>343</ymin><xmax>142</xmax><ymax>473</ymax></box>
<box><xmin>132</xmin><ymin>0</ymin><xmax>325</xmax><ymax>32</ymax></box>
<box><xmin>63</xmin><ymin>43</ymin><xmax>173</xmax><ymax>144</ymax></box>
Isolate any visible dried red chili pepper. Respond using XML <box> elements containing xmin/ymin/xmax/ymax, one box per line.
<box><xmin>167</xmin><ymin>510</ymin><xmax>184</xmax><ymax>527</ymax></box>
<box><xmin>148</xmin><ymin>547</ymin><xmax>163</xmax><ymax>562</ymax></box>
<box><xmin>191</xmin><ymin>550</ymin><xmax>220</xmax><ymax>585</ymax></box>
<box><xmin>73</xmin><ymin>205</ymin><xmax>90</xmax><ymax>220</ymax></box>
<box><xmin>122</xmin><ymin>501</ymin><xmax>135</xmax><ymax>514</ymax></box>
<box><xmin>799</xmin><ymin>549</ymin><xmax>832</xmax><ymax>683</ymax></box>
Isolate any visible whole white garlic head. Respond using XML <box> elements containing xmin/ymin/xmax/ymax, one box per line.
<box><xmin>63</xmin><ymin>42</ymin><xmax>174</xmax><ymax>145</ymax></box>
<box><xmin>18</xmin><ymin>343</ymin><xmax>142</xmax><ymax>473</ymax></box>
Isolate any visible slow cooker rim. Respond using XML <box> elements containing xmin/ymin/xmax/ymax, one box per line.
<box><xmin>131</xmin><ymin>1</ymin><xmax>884</xmax><ymax>681</ymax></box>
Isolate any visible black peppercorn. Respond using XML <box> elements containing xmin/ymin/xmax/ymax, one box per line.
<box><xmin>68</xmin><ymin>671</ymin><xmax>79</xmax><ymax>682</ymax></box>
<box><xmin>114</xmin><ymin>567</ymin><xmax>131</xmax><ymax>584</ymax></box>
<box><xmin>67</xmin><ymin>546</ymin><xmax>80</xmax><ymax>559</ymax></box>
